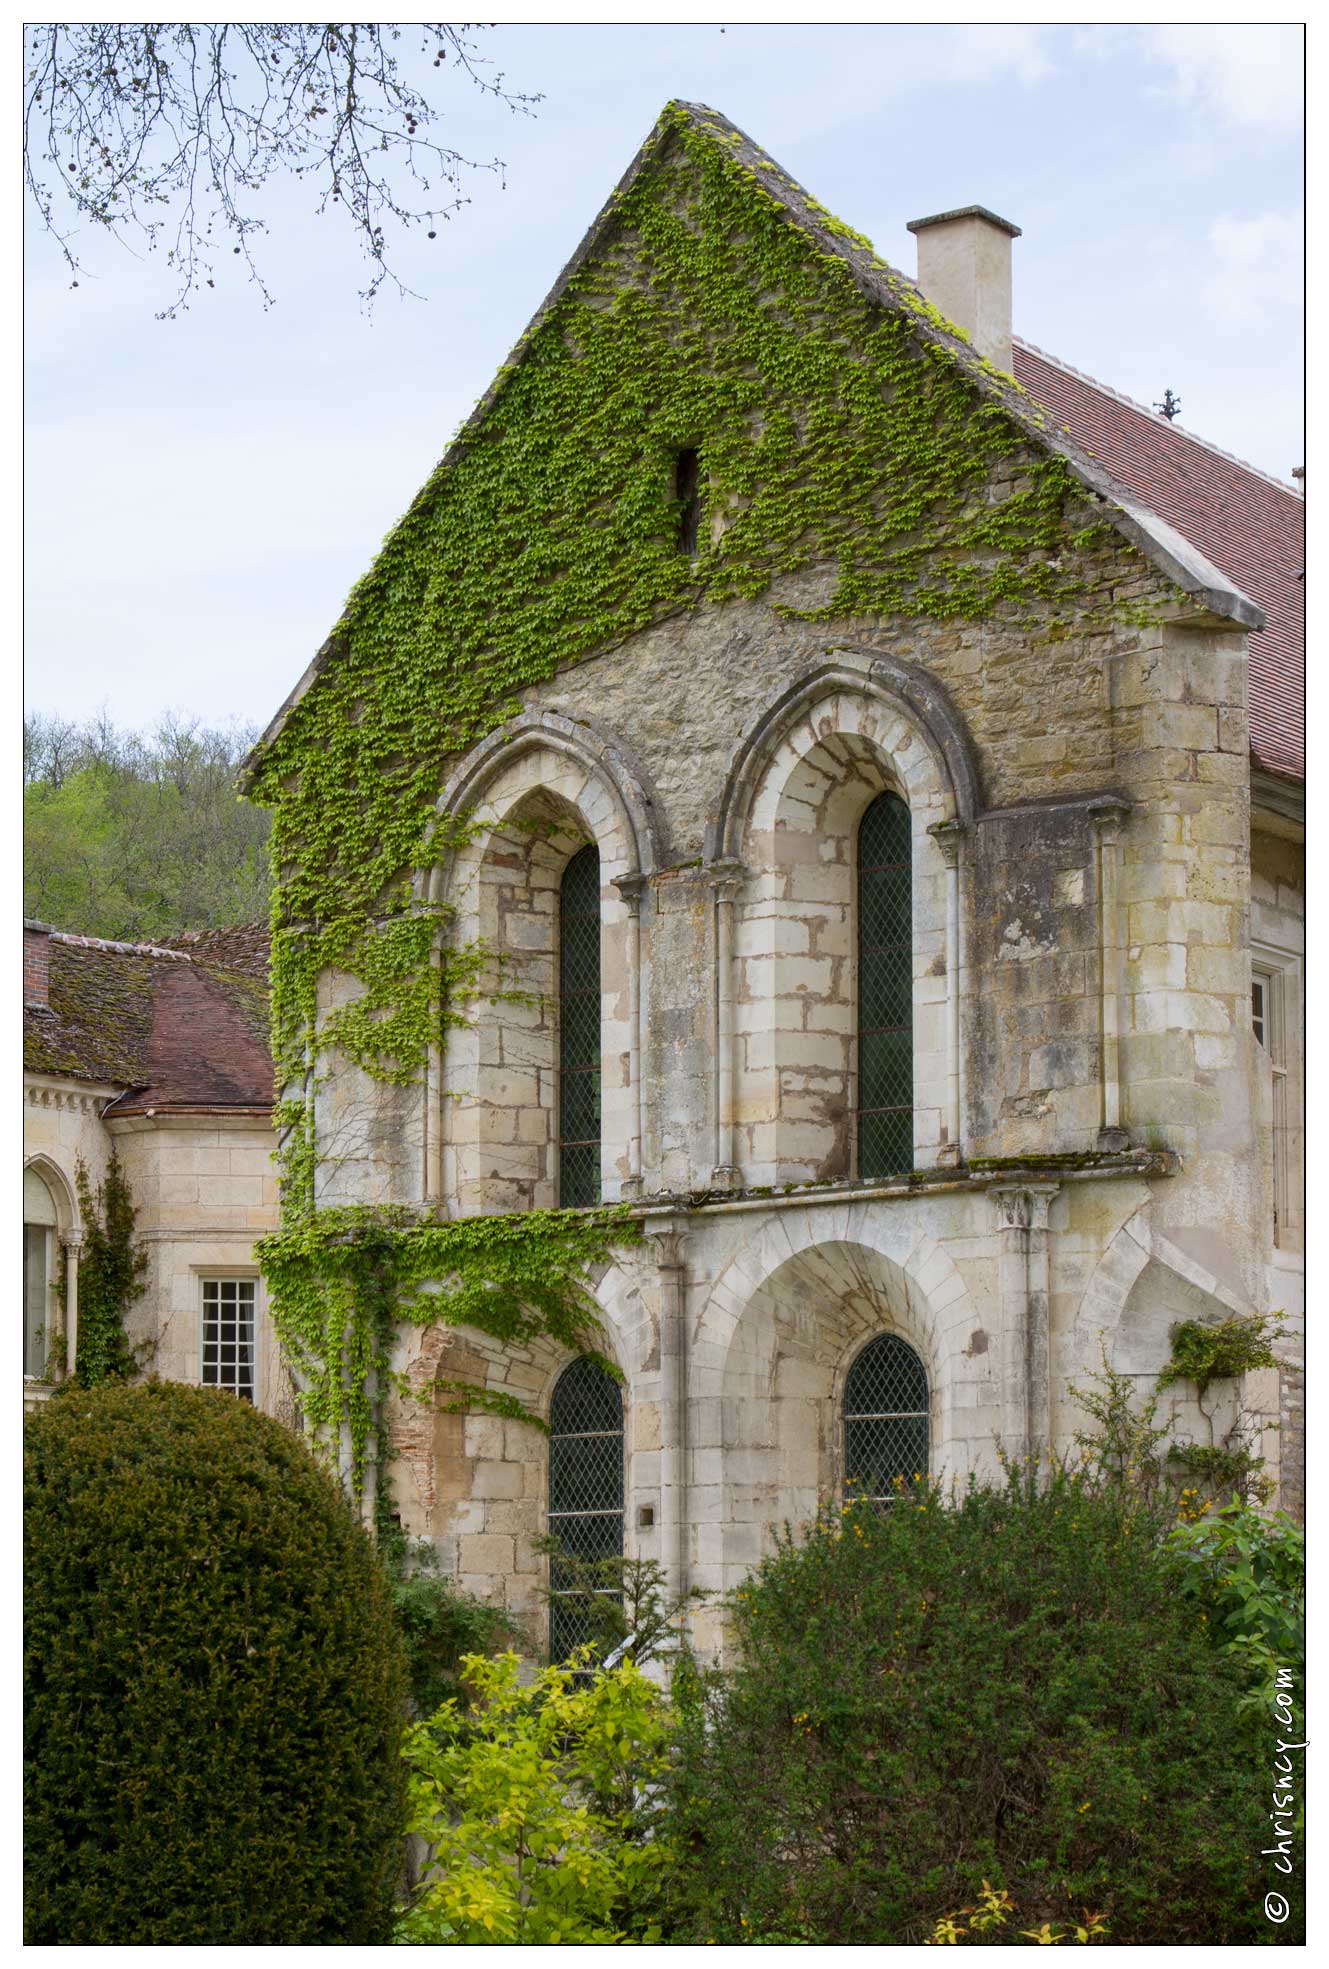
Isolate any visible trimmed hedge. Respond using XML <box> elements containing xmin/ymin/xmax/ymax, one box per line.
<box><xmin>666</xmin><ymin>1469</ymin><xmax>1274</xmax><ymax>1945</ymax></box>
<box><xmin>25</xmin><ymin>1381</ymin><xmax>408</xmax><ymax>1944</ymax></box>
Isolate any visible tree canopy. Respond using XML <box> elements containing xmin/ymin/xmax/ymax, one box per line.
<box><xmin>24</xmin><ymin>710</ymin><xmax>271</xmax><ymax>940</ymax></box>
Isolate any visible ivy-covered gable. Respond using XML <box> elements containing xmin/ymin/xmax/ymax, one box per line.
<box><xmin>240</xmin><ymin>103</ymin><xmax>1262</xmax><ymax>1498</ymax></box>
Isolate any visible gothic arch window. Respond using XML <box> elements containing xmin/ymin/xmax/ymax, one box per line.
<box><xmin>23</xmin><ymin>1165</ymin><xmax>58</xmax><ymax>1381</ymax></box>
<box><xmin>857</xmin><ymin>790</ymin><xmax>913</xmax><ymax>1177</ymax></box>
<box><xmin>559</xmin><ymin>844</ymin><xmax>602</xmax><ymax>1208</ymax></box>
<box><xmin>547</xmin><ymin>1355</ymin><xmax>624</xmax><ymax>1661</ymax></box>
<box><xmin>843</xmin><ymin>1333</ymin><xmax>929</xmax><ymax>1500</ymax></box>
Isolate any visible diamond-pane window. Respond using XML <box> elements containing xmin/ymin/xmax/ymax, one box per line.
<box><xmin>858</xmin><ymin>791</ymin><xmax>913</xmax><ymax>1178</ymax></box>
<box><xmin>559</xmin><ymin>845</ymin><xmax>601</xmax><ymax>1208</ymax></box>
<box><xmin>844</xmin><ymin>1333</ymin><xmax>929</xmax><ymax>1501</ymax></box>
<box><xmin>548</xmin><ymin>1356</ymin><xmax>623</xmax><ymax>1661</ymax></box>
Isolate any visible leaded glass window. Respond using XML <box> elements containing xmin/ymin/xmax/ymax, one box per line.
<box><xmin>547</xmin><ymin>1356</ymin><xmax>623</xmax><ymax>1662</ymax></box>
<box><xmin>844</xmin><ymin>1333</ymin><xmax>929</xmax><ymax>1501</ymax></box>
<box><xmin>858</xmin><ymin>790</ymin><xmax>913</xmax><ymax>1177</ymax></box>
<box><xmin>202</xmin><ymin>1278</ymin><xmax>256</xmax><ymax>1401</ymax></box>
<box><xmin>559</xmin><ymin>845</ymin><xmax>602</xmax><ymax>1208</ymax></box>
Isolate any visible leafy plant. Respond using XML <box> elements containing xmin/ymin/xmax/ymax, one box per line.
<box><xmin>71</xmin><ymin>1152</ymin><xmax>149</xmax><ymax>1387</ymax></box>
<box><xmin>380</xmin><ymin>1520</ymin><xmax>515</xmax><ymax>1714</ymax></box>
<box><xmin>664</xmin><ymin>1469</ymin><xmax>1269</xmax><ymax>1945</ymax></box>
<box><xmin>1066</xmin><ymin>1353</ymin><xmax>1174</xmax><ymax>1502</ymax></box>
<box><xmin>397</xmin><ymin>1650</ymin><xmax>672</xmax><ymax>1944</ymax></box>
<box><xmin>924</xmin><ymin>1879</ymin><xmax>1108</xmax><ymax>1945</ymax></box>
<box><xmin>1166</xmin><ymin>1501</ymin><xmax>1304</xmax><ymax>1722</ymax></box>
<box><xmin>535</xmin><ymin>1537</ymin><xmax>709</xmax><ymax>1667</ymax></box>
<box><xmin>24</xmin><ymin>1381</ymin><xmax>408</xmax><ymax>1944</ymax></box>
<box><xmin>1158</xmin><ymin>1313</ymin><xmax>1283</xmax><ymax>1400</ymax></box>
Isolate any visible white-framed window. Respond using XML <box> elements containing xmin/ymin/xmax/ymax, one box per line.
<box><xmin>201</xmin><ymin>1277</ymin><xmax>257</xmax><ymax>1401</ymax></box>
<box><xmin>1252</xmin><ymin>959</ymin><xmax>1292</xmax><ymax>1248</ymax></box>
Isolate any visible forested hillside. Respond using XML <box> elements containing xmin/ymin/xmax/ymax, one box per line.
<box><xmin>24</xmin><ymin>713</ymin><xmax>271</xmax><ymax>942</ymax></box>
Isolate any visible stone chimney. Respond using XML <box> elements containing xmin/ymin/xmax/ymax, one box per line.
<box><xmin>906</xmin><ymin>205</ymin><xmax>1021</xmax><ymax>374</ymax></box>
<box><xmin>24</xmin><ymin>921</ymin><xmax>53</xmax><ymax>1012</ymax></box>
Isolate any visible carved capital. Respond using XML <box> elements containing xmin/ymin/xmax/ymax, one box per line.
<box><xmin>644</xmin><ymin>1215</ymin><xmax>688</xmax><ymax>1271</ymax></box>
<box><xmin>927</xmin><ymin>816</ymin><xmax>967</xmax><ymax>869</ymax></box>
<box><xmin>612</xmin><ymin>872</ymin><xmax>648</xmax><ymax>912</ymax></box>
<box><xmin>704</xmin><ymin>857</ymin><xmax>748</xmax><ymax>902</ymax></box>
<box><xmin>1087</xmin><ymin>794</ymin><xmax>1132</xmax><ymax>844</ymax></box>
<box><xmin>989</xmin><ymin>1181</ymin><xmax>1060</xmax><ymax>1234</ymax></box>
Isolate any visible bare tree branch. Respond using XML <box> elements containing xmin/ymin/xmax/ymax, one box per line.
<box><xmin>23</xmin><ymin>23</ymin><xmax>540</xmax><ymax>316</ymax></box>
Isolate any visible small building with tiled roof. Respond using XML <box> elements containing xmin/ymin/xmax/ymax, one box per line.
<box><xmin>22</xmin><ymin>920</ymin><xmax>283</xmax><ymax>1413</ymax></box>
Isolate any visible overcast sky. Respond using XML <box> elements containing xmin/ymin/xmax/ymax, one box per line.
<box><xmin>23</xmin><ymin>20</ymin><xmax>1304</xmax><ymax>737</ymax></box>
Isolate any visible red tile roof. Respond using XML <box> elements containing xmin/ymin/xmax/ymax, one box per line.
<box><xmin>1013</xmin><ymin>340</ymin><xmax>1304</xmax><ymax>782</ymax></box>
<box><xmin>22</xmin><ymin>925</ymin><xmax>273</xmax><ymax>1113</ymax></box>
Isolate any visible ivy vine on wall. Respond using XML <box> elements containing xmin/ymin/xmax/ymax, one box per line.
<box><xmin>245</xmin><ymin>103</ymin><xmax>1171</xmax><ymax>1505</ymax></box>
<box><xmin>73</xmin><ymin>1152</ymin><xmax>149</xmax><ymax>1388</ymax></box>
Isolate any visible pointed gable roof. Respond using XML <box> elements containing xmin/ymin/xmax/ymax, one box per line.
<box><xmin>241</xmin><ymin>100</ymin><xmax>1264</xmax><ymax>790</ymax></box>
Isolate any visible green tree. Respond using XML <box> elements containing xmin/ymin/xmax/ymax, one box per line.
<box><xmin>24</xmin><ymin>710</ymin><xmax>272</xmax><ymax>938</ymax></box>
<box><xmin>398</xmin><ymin>1650</ymin><xmax>671</xmax><ymax>1944</ymax></box>
<box><xmin>665</xmin><ymin>1469</ymin><xmax>1276</xmax><ymax>1945</ymax></box>
<box><xmin>25</xmin><ymin>1381</ymin><xmax>408</xmax><ymax>1944</ymax></box>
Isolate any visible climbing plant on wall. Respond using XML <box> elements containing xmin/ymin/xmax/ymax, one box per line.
<box><xmin>246</xmin><ymin>103</ymin><xmax>1175</xmax><ymax>1504</ymax></box>
<box><xmin>72</xmin><ymin>1152</ymin><xmax>148</xmax><ymax>1387</ymax></box>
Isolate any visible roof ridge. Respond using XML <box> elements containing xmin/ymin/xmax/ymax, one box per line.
<box><xmin>1013</xmin><ymin>337</ymin><xmax>1303</xmax><ymax>497</ymax></box>
<box><xmin>49</xmin><ymin>931</ymin><xmax>194</xmax><ymax>962</ymax></box>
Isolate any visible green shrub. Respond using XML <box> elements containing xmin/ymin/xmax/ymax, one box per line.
<box><xmin>380</xmin><ymin>1521</ymin><xmax>516</xmax><ymax>1713</ymax></box>
<box><xmin>398</xmin><ymin>1650</ymin><xmax>673</xmax><ymax>1943</ymax></box>
<box><xmin>1168</xmin><ymin>1501</ymin><xmax>1305</xmax><ymax>1721</ymax></box>
<box><xmin>665</xmin><ymin>1468</ymin><xmax>1273</xmax><ymax>1946</ymax></box>
<box><xmin>25</xmin><ymin>1381</ymin><xmax>409</xmax><ymax>1944</ymax></box>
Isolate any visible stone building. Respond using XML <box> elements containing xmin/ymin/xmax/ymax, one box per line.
<box><xmin>243</xmin><ymin>103</ymin><xmax>1304</xmax><ymax>1655</ymax></box>
<box><xmin>22</xmin><ymin>922</ymin><xmax>282</xmax><ymax>1413</ymax></box>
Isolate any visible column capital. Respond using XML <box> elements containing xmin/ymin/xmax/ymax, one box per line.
<box><xmin>704</xmin><ymin>857</ymin><xmax>747</xmax><ymax>900</ymax></box>
<box><xmin>1086</xmin><ymin>794</ymin><xmax>1132</xmax><ymax>841</ymax></box>
<box><xmin>927</xmin><ymin>816</ymin><xmax>968</xmax><ymax>867</ymax></box>
<box><xmin>643</xmin><ymin>1215</ymin><xmax>689</xmax><ymax>1269</ymax></box>
<box><xmin>611</xmin><ymin>872</ymin><xmax>648</xmax><ymax>910</ymax></box>
<box><xmin>62</xmin><ymin>1228</ymin><xmax>86</xmax><ymax>1253</ymax></box>
<box><xmin>989</xmin><ymin>1180</ymin><xmax>1060</xmax><ymax>1233</ymax></box>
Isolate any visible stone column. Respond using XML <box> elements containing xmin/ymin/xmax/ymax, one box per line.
<box><xmin>59</xmin><ymin>1228</ymin><xmax>83</xmax><ymax>1381</ymax></box>
<box><xmin>644</xmin><ymin>1216</ymin><xmax>689</xmax><ymax>1609</ymax></box>
<box><xmin>1089</xmin><ymin>797</ymin><xmax>1132</xmax><ymax>1151</ymax></box>
<box><xmin>612</xmin><ymin>873</ymin><xmax>647</xmax><ymax>1200</ymax></box>
<box><xmin>990</xmin><ymin>1183</ymin><xmax>1060</xmax><ymax>1467</ymax></box>
<box><xmin>707</xmin><ymin>861</ymin><xmax>746</xmax><ymax>1190</ymax></box>
<box><xmin>928</xmin><ymin>818</ymin><xmax>967</xmax><ymax>1166</ymax></box>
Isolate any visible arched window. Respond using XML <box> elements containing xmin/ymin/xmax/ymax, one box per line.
<box><xmin>24</xmin><ymin>1166</ymin><xmax>58</xmax><ymax>1381</ymax></box>
<box><xmin>547</xmin><ymin>1356</ymin><xmax>624</xmax><ymax>1661</ymax></box>
<box><xmin>558</xmin><ymin>844</ymin><xmax>601</xmax><ymax>1208</ymax></box>
<box><xmin>857</xmin><ymin>790</ymin><xmax>913</xmax><ymax>1177</ymax></box>
<box><xmin>843</xmin><ymin>1333</ymin><xmax>929</xmax><ymax>1500</ymax></box>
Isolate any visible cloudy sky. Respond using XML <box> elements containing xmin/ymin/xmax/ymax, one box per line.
<box><xmin>23</xmin><ymin>20</ymin><xmax>1304</xmax><ymax>737</ymax></box>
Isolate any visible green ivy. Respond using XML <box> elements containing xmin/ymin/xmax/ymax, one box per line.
<box><xmin>244</xmin><ymin>104</ymin><xmax>1173</xmax><ymax>1505</ymax></box>
<box><xmin>71</xmin><ymin>1152</ymin><xmax>148</xmax><ymax>1388</ymax></box>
